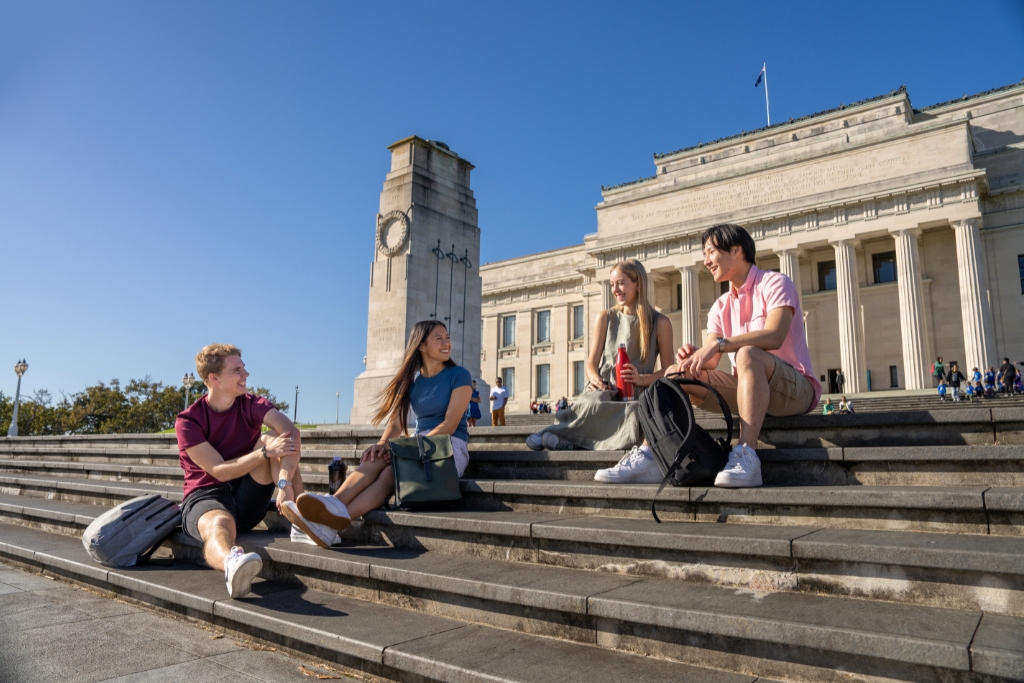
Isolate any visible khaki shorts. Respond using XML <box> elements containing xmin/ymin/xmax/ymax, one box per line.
<box><xmin>694</xmin><ymin>355</ymin><xmax>816</xmax><ymax>417</ymax></box>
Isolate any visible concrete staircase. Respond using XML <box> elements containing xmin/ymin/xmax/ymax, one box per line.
<box><xmin>1</xmin><ymin>409</ymin><xmax>1023</xmax><ymax>682</ymax></box>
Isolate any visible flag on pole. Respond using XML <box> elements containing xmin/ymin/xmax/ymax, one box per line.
<box><xmin>754</xmin><ymin>66</ymin><xmax>764</xmax><ymax>88</ymax></box>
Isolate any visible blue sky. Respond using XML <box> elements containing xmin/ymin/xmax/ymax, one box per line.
<box><xmin>1</xmin><ymin>1</ymin><xmax>1022</xmax><ymax>424</ymax></box>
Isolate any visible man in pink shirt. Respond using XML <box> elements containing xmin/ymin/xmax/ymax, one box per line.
<box><xmin>672</xmin><ymin>224</ymin><xmax>820</xmax><ymax>487</ymax></box>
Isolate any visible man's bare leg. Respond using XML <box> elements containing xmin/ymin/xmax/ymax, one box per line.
<box><xmin>197</xmin><ymin>509</ymin><xmax>237</xmax><ymax>572</ymax></box>
<box><xmin>732</xmin><ymin>346</ymin><xmax>776</xmax><ymax>449</ymax></box>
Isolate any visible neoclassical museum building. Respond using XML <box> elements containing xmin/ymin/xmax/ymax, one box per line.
<box><xmin>479</xmin><ymin>80</ymin><xmax>1024</xmax><ymax>410</ymax></box>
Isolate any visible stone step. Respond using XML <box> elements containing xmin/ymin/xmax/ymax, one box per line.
<box><xmin>5</xmin><ymin>518</ymin><xmax>1024</xmax><ymax>683</ymax></box>
<box><xmin>6</xmin><ymin>491</ymin><xmax>1024</xmax><ymax>620</ymax></box>
<box><xmin>0</xmin><ymin>524</ymin><xmax>748</xmax><ymax>683</ymax></box>
<box><xmin>3</xmin><ymin>442</ymin><xmax>1024</xmax><ymax>488</ymax></box>
<box><xmin>2</xmin><ymin>470</ymin><xmax>1022</xmax><ymax>536</ymax></box>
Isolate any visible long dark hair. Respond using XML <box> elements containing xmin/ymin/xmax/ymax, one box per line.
<box><xmin>372</xmin><ymin>320</ymin><xmax>456</xmax><ymax>432</ymax></box>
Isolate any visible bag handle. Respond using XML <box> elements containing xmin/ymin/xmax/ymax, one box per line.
<box><xmin>649</xmin><ymin>374</ymin><xmax>735</xmax><ymax>523</ymax></box>
<box><xmin>415</xmin><ymin>433</ymin><xmax>433</xmax><ymax>483</ymax></box>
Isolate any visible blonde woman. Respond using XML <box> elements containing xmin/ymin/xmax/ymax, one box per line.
<box><xmin>526</xmin><ymin>260</ymin><xmax>674</xmax><ymax>474</ymax></box>
<box><xmin>295</xmin><ymin>321</ymin><xmax>472</xmax><ymax>546</ymax></box>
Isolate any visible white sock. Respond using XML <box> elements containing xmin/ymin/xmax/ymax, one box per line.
<box><xmin>638</xmin><ymin>444</ymin><xmax>653</xmax><ymax>459</ymax></box>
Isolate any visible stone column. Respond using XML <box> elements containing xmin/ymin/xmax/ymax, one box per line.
<box><xmin>599</xmin><ymin>279</ymin><xmax>612</xmax><ymax>311</ymax></box>
<box><xmin>678</xmin><ymin>266</ymin><xmax>701</xmax><ymax>347</ymax></box>
<box><xmin>831</xmin><ymin>238</ymin><xmax>866</xmax><ymax>393</ymax></box>
<box><xmin>891</xmin><ymin>228</ymin><xmax>929</xmax><ymax>389</ymax></box>
<box><xmin>952</xmin><ymin>219</ymin><xmax>996</xmax><ymax>373</ymax></box>
<box><xmin>777</xmin><ymin>249</ymin><xmax>803</xmax><ymax>302</ymax></box>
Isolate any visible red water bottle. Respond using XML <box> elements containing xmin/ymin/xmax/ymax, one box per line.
<box><xmin>615</xmin><ymin>343</ymin><xmax>634</xmax><ymax>401</ymax></box>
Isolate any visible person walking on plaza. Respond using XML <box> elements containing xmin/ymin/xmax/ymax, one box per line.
<box><xmin>835</xmin><ymin>369</ymin><xmax>845</xmax><ymax>395</ymax></box>
<box><xmin>999</xmin><ymin>358</ymin><xmax>1019</xmax><ymax>396</ymax></box>
<box><xmin>946</xmin><ymin>364</ymin><xmax>965</xmax><ymax>401</ymax></box>
<box><xmin>932</xmin><ymin>357</ymin><xmax>946</xmax><ymax>387</ymax></box>
<box><xmin>296</xmin><ymin>321</ymin><xmax>472</xmax><ymax>539</ymax></box>
<box><xmin>490</xmin><ymin>377</ymin><xmax>509</xmax><ymax>426</ymax></box>
<box><xmin>528</xmin><ymin>259</ymin><xmax>674</xmax><ymax>474</ymax></box>
<box><xmin>466</xmin><ymin>380</ymin><xmax>482</xmax><ymax>427</ymax></box>
<box><xmin>176</xmin><ymin>344</ymin><xmax>333</xmax><ymax>599</ymax></box>
<box><xmin>650</xmin><ymin>223</ymin><xmax>819</xmax><ymax>488</ymax></box>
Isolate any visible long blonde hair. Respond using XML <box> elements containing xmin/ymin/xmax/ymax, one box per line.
<box><xmin>372</xmin><ymin>321</ymin><xmax>456</xmax><ymax>432</ymax></box>
<box><xmin>609</xmin><ymin>259</ymin><xmax>656</xmax><ymax>362</ymax></box>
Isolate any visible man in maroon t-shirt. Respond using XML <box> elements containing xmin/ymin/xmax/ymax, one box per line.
<box><xmin>176</xmin><ymin>344</ymin><xmax>337</xmax><ymax>598</ymax></box>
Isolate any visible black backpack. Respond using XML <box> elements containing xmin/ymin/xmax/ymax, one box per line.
<box><xmin>637</xmin><ymin>375</ymin><xmax>734</xmax><ymax>523</ymax></box>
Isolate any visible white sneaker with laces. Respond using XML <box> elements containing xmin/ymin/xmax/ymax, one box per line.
<box><xmin>526</xmin><ymin>433</ymin><xmax>545</xmax><ymax>451</ymax></box>
<box><xmin>594</xmin><ymin>446</ymin><xmax>662</xmax><ymax>484</ymax></box>
<box><xmin>282</xmin><ymin>498</ymin><xmax>341</xmax><ymax>548</ymax></box>
<box><xmin>224</xmin><ymin>547</ymin><xmax>262</xmax><ymax>598</ymax></box>
<box><xmin>714</xmin><ymin>444</ymin><xmax>763</xmax><ymax>488</ymax></box>
<box><xmin>296</xmin><ymin>493</ymin><xmax>352</xmax><ymax>532</ymax></box>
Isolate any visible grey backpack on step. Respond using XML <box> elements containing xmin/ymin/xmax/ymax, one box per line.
<box><xmin>82</xmin><ymin>494</ymin><xmax>182</xmax><ymax>567</ymax></box>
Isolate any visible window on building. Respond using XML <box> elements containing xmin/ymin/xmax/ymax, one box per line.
<box><xmin>502</xmin><ymin>315</ymin><xmax>516</xmax><ymax>347</ymax></box>
<box><xmin>572</xmin><ymin>305</ymin><xmax>585</xmax><ymax>340</ymax></box>
<box><xmin>719</xmin><ymin>281</ymin><xmax>730</xmax><ymax>296</ymax></box>
<box><xmin>501</xmin><ymin>367</ymin><xmax>515</xmax><ymax>399</ymax></box>
<box><xmin>573</xmin><ymin>361</ymin><xmax>585</xmax><ymax>395</ymax></box>
<box><xmin>536</xmin><ymin>310</ymin><xmax>551</xmax><ymax>343</ymax></box>
<box><xmin>1019</xmin><ymin>255</ymin><xmax>1024</xmax><ymax>294</ymax></box>
<box><xmin>536</xmin><ymin>364</ymin><xmax>550</xmax><ymax>398</ymax></box>
<box><xmin>889</xmin><ymin>365</ymin><xmax>899</xmax><ymax>388</ymax></box>
<box><xmin>675</xmin><ymin>283</ymin><xmax>682</xmax><ymax>311</ymax></box>
<box><xmin>873</xmin><ymin>251</ymin><xmax>897</xmax><ymax>284</ymax></box>
<box><xmin>817</xmin><ymin>260</ymin><xmax>837</xmax><ymax>291</ymax></box>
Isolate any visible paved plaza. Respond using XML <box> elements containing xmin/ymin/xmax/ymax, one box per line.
<box><xmin>0</xmin><ymin>564</ymin><xmax>358</xmax><ymax>683</ymax></box>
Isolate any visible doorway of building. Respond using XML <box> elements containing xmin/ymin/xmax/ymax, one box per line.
<box><xmin>827</xmin><ymin>369</ymin><xmax>841</xmax><ymax>394</ymax></box>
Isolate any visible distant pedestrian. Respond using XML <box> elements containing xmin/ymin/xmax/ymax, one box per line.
<box><xmin>972</xmin><ymin>367</ymin><xmax>982</xmax><ymax>384</ymax></box>
<box><xmin>835</xmin><ymin>369</ymin><xmax>845</xmax><ymax>394</ymax></box>
<box><xmin>938</xmin><ymin>380</ymin><xmax>948</xmax><ymax>402</ymax></box>
<box><xmin>932</xmin><ymin>357</ymin><xmax>946</xmax><ymax>387</ymax></box>
<box><xmin>530</xmin><ymin>400</ymin><xmax>539</xmax><ymax>414</ymax></box>
<box><xmin>999</xmin><ymin>358</ymin><xmax>1018</xmax><ymax>396</ymax></box>
<box><xmin>946</xmin><ymin>364</ymin><xmax>965</xmax><ymax>401</ymax></box>
<box><xmin>557</xmin><ymin>396</ymin><xmax>569</xmax><ymax>411</ymax></box>
<box><xmin>839</xmin><ymin>396</ymin><xmax>853</xmax><ymax>414</ymax></box>
<box><xmin>490</xmin><ymin>377</ymin><xmax>509</xmax><ymax>426</ymax></box>
<box><xmin>965</xmin><ymin>383</ymin><xmax>975</xmax><ymax>402</ymax></box>
<box><xmin>822</xmin><ymin>398</ymin><xmax>835</xmax><ymax>415</ymax></box>
<box><xmin>985</xmin><ymin>367</ymin><xmax>996</xmax><ymax>395</ymax></box>
<box><xmin>466</xmin><ymin>380</ymin><xmax>482</xmax><ymax>427</ymax></box>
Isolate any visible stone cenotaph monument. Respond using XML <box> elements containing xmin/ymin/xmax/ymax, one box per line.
<box><xmin>350</xmin><ymin>136</ymin><xmax>483</xmax><ymax>425</ymax></box>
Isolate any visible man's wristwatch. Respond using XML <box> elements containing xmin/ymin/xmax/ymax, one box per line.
<box><xmin>261</xmin><ymin>445</ymin><xmax>268</xmax><ymax>460</ymax></box>
<box><xmin>277</xmin><ymin>479</ymin><xmax>290</xmax><ymax>489</ymax></box>
<box><xmin>717</xmin><ymin>337</ymin><xmax>728</xmax><ymax>354</ymax></box>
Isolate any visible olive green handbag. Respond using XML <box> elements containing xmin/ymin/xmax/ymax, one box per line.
<box><xmin>388</xmin><ymin>433</ymin><xmax>462</xmax><ymax>510</ymax></box>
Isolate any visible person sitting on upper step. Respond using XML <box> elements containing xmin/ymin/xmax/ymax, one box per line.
<box><xmin>176</xmin><ymin>344</ymin><xmax>334</xmax><ymax>600</ymax></box>
<box><xmin>839</xmin><ymin>396</ymin><xmax>854</xmax><ymax>414</ymax></box>
<box><xmin>294</xmin><ymin>321</ymin><xmax>472</xmax><ymax>538</ymax></box>
<box><xmin>654</xmin><ymin>223</ymin><xmax>820</xmax><ymax>488</ymax></box>
<box><xmin>822</xmin><ymin>398</ymin><xmax>835</xmax><ymax>415</ymax></box>
<box><xmin>524</xmin><ymin>258</ymin><xmax>675</xmax><ymax>466</ymax></box>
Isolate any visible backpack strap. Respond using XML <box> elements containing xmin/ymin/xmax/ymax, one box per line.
<box><xmin>665</xmin><ymin>373</ymin><xmax>735</xmax><ymax>446</ymax></box>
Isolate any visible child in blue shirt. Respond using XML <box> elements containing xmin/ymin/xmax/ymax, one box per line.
<box><xmin>938</xmin><ymin>381</ymin><xmax>947</xmax><ymax>402</ymax></box>
<box><xmin>965</xmin><ymin>383</ymin><xmax>975</xmax><ymax>401</ymax></box>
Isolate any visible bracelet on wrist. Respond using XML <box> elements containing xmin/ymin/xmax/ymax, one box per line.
<box><xmin>261</xmin><ymin>445</ymin><xmax>268</xmax><ymax>460</ymax></box>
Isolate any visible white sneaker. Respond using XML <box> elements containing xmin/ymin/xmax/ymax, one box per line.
<box><xmin>224</xmin><ymin>547</ymin><xmax>262</xmax><ymax>598</ymax></box>
<box><xmin>714</xmin><ymin>444</ymin><xmax>763</xmax><ymax>488</ymax></box>
<box><xmin>594</xmin><ymin>446</ymin><xmax>662</xmax><ymax>484</ymax></box>
<box><xmin>296</xmin><ymin>492</ymin><xmax>352</xmax><ymax>532</ymax></box>
<box><xmin>526</xmin><ymin>433</ymin><xmax>545</xmax><ymax>451</ymax></box>
<box><xmin>281</xmin><ymin>499</ymin><xmax>340</xmax><ymax>549</ymax></box>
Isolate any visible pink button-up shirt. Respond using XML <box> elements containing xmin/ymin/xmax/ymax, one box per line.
<box><xmin>706</xmin><ymin>264</ymin><xmax>820</xmax><ymax>413</ymax></box>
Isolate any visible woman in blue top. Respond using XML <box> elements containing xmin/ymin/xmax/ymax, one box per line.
<box><xmin>296</xmin><ymin>321</ymin><xmax>472</xmax><ymax>544</ymax></box>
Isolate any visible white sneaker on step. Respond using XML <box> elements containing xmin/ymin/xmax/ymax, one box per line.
<box><xmin>594</xmin><ymin>446</ymin><xmax>662</xmax><ymax>484</ymax></box>
<box><xmin>224</xmin><ymin>547</ymin><xmax>262</xmax><ymax>598</ymax></box>
<box><xmin>714</xmin><ymin>444</ymin><xmax>763</xmax><ymax>488</ymax></box>
<box><xmin>280</xmin><ymin>501</ymin><xmax>338</xmax><ymax>549</ymax></box>
<box><xmin>526</xmin><ymin>432</ymin><xmax>575</xmax><ymax>451</ymax></box>
<box><xmin>296</xmin><ymin>493</ymin><xmax>352</xmax><ymax>532</ymax></box>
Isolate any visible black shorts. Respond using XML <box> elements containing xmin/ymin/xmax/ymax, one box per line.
<box><xmin>181</xmin><ymin>474</ymin><xmax>276</xmax><ymax>541</ymax></box>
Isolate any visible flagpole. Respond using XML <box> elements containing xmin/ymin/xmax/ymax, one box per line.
<box><xmin>763</xmin><ymin>62</ymin><xmax>771</xmax><ymax>126</ymax></box>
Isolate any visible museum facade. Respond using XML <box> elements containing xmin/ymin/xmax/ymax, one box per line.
<box><xmin>479</xmin><ymin>81</ymin><xmax>1024</xmax><ymax>411</ymax></box>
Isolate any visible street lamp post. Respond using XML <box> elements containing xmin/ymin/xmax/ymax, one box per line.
<box><xmin>294</xmin><ymin>385</ymin><xmax>299</xmax><ymax>424</ymax></box>
<box><xmin>336</xmin><ymin>392</ymin><xmax>340</xmax><ymax>424</ymax></box>
<box><xmin>181</xmin><ymin>372</ymin><xmax>195</xmax><ymax>411</ymax></box>
<box><xmin>7</xmin><ymin>359</ymin><xmax>28</xmax><ymax>438</ymax></box>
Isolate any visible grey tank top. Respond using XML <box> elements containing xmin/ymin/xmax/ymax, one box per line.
<box><xmin>598</xmin><ymin>308</ymin><xmax>663</xmax><ymax>390</ymax></box>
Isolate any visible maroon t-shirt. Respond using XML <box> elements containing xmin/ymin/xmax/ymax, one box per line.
<box><xmin>175</xmin><ymin>393</ymin><xmax>275</xmax><ymax>499</ymax></box>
